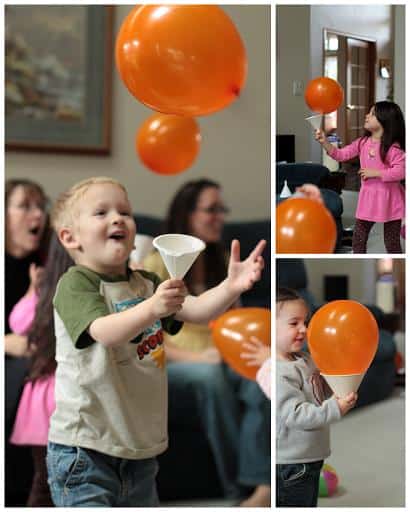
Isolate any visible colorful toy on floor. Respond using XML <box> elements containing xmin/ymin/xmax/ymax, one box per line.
<box><xmin>319</xmin><ymin>464</ymin><xmax>339</xmax><ymax>497</ymax></box>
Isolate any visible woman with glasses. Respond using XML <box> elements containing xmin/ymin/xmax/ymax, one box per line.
<box><xmin>144</xmin><ymin>179</ymin><xmax>270</xmax><ymax>506</ymax></box>
<box><xmin>5</xmin><ymin>179</ymin><xmax>50</xmax><ymax>506</ymax></box>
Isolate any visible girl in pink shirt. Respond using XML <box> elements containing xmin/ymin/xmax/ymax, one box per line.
<box><xmin>316</xmin><ymin>101</ymin><xmax>405</xmax><ymax>253</ymax></box>
<box><xmin>9</xmin><ymin>234</ymin><xmax>73</xmax><ymax>506</ymax></box>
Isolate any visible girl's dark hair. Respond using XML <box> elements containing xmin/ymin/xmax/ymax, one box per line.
<box><xmin>362</xmin><ymin>101</ymin><xmax>405</xmax><ymax>162</ymax></box>
<box><xmin>27</xmin><ymin>233</ymin><xmax>74</xmax><ymax>381</ymax></box>
<box><xmin>277</xmin><ymin>287</ymin><xmax>305</xmax><ymax>305</ymax></box>
<box><xmin>5</xmin><ymin>178</ymin><xmax>51</xmax><ymax>263</ymax></box>
<box><xmin>164</xmin><ymin>179</ymin><xmax>227</xmax><ymax>292</ymax></box>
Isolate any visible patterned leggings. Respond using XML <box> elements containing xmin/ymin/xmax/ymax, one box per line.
<box><xmin>352</xmin><ymin>219</ymin><xmax>402</xmax><ymax>254</ymax></box>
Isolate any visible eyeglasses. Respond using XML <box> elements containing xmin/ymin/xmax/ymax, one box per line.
<box><xmin>8</xmin><ymin>201</ymin><xmax>48</xmax><ymax>213</ymax></box>
<box><xmin>195</xmin><ymin>205</ymin><xmax>230</xmax><ymax>215</ymax></box>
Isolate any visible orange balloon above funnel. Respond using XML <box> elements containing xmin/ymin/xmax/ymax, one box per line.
<box><xmin>307</xmin><ymin>300</ymin><xmax>378</xmax><ymax>376</ymax></box>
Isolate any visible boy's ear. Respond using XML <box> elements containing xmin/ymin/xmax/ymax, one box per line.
<box><xmin>59</xmin><ymin>227</ymin><xmax>80</xmax><ymax>250</ymax></box>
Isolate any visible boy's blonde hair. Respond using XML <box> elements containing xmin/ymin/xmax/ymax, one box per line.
<box><xmin>51</xmin><ymin>177</ymin><xmax>127</xmax><ymax>232</ymax></box>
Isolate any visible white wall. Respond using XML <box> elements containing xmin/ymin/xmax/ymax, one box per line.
<box><xmin>393</xmin><ymin>5</ymin><xmax>405</xmax><ymax>112</ymax></box>
<box><xmin>5</xmin><ymin>5</ymin><xmax>270</xmax><ymax>221</ymax></box>
<box><xmin>304</xmin><ymin>259</ymin><xmax>377</xmax><ymax>304</ymax></box>
<box><xmin>277</xmin><ymin>5</ymin><xmax>396</xmax><ymax>163</ymax></box>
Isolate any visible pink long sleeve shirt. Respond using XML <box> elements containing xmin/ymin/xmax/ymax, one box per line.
<box><xmin>328</xmin><ymin>138</ymin><xmax>405</xmax><ymax>222</ymax></box>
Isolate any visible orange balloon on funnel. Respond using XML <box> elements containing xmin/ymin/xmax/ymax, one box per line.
<box><xmin>307</xmin><ymin>300</ymin><xmax>379</xmax><ymax>395</ymax></box>
<box><xmin>116</xmin><ymin>5</ymin><xmax>247</xmax><ymax>116</ymax></box>
<box><xmin>276</xmin><ymin>198</ymin><xmax>337</xmax><ymax>254</ymax></box>
<box><xmin>305</xmin><ymin>77</ymin><xmax>344</xmax><ymax>114</ymax></box>
<box><xmin>211</xmin><ymin>308</ymin><xmax>271</xmax><ymax>381</ymax></box>
<box><xmin>136</xmin><ymin>114</ymin><xmax>201</xmax><ymax>175</ymax></box>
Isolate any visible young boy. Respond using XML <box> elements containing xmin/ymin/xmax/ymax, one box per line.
<box><xmin>46</xmin><ymin>177</ymin><xmax>265</xmax><ymax>507</ymax></box>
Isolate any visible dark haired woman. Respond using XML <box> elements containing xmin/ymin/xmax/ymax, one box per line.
<box><xmin>315</xmin><ymin>101</ymin><xmax>405</xmax><ymax>253</ymax></box>
<box><xmin>144</xmin><ymin>179</ymin><xmax>271</xmax><ymax>506</ymax></box>
<box><xmin>9</xmin><ymin>234</ymin><xmax>74</xmax><ymax>506</ymax></box>
<box><xmin>5</xmin><ymin>179</ymin><xmax>50</xmax><ymax>505</ymax></box>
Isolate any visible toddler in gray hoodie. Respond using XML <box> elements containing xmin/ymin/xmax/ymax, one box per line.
<box><xmin>276</xmin><ymin>288</ymin><xmax>357</xmax><ymax>507</ymax></box>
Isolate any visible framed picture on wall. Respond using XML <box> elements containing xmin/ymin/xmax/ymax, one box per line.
<box><xmin>5</xmin><ymin>5</ymin><xmax>113</xmax><ymax>155</ymax></box>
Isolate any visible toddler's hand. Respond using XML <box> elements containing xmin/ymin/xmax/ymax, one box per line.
<box><xmin>240</xmin><ymin>336</ymin><xmax>271</xmax><ymax>366</ymax></box>
<box><xmin>151</xmin><ymin>279</ymin><xmax>187</xmax><ymax>318</ymax></box>
<box><xmin>337</xmin><ymin>392</ymin><xmax>358</xmax><ymax>416</ymax></box>
<box><xmin>314</xmin><ymin>129</ymin><xmax>327</xmax><ymax>144</ymax></box>
<box><xmin>295</xmin><ymin>184</ymin><xmax>324</xmax><ymax>204</ymax></box>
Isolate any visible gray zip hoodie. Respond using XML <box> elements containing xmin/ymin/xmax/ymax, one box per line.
<box><xmin>276</xmin><ymin>353</ymin><xmax>342</xmax><ymax>464</ymax></box>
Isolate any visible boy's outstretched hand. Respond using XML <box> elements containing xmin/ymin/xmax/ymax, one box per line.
<box><xmin>227</xmin><ymin>239</ymin><xmax>266</xmax><ymax>294</ymax></box>
<box><xmin>240</xmin><ymin>336</ymin><xmax>271</xmax><ymax>366</ymax></box>
<box><xmin>337</xmin><ymin>391</ymin><xmax>358</xmax><ymax>416</ymax></box>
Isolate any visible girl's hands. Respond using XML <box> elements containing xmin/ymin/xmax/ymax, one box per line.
<box><xmin>240</xmin><ymin>336</ymin><xmax>271</xmax><ymax>366</ymax></box>
<box><xmin>314</xmin><ymin>129</ymin><xmax>327</xmax><ymax>144</ymax></box>
<box><xmin>358</xmin><ymin>168</ymin><xmax>381</xmax><ymax>180</ymax></box>
<box><xmin>336</xmin><ymin>391</ymin><xmax>358</xmax><ymax>415</ymax></box>
<box><xmin>227</xmin><ymin>240</ymin><xmax>266</xmax><ymax>295</ymax></box>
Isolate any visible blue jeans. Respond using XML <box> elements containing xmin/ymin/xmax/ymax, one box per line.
<box><xmin>167</xmin><ymin>362</ymin><xmax>271</xmax><ymax>499</ymax></box>
<box><xmin>46</xmin><ymin>442</ymin><xmax>159</xmax><ymax>507</ymax></box>
<box><xmin>276</xmin><ymin>461</ymin><xmax>323</xmax><ymax>507</ymax></box>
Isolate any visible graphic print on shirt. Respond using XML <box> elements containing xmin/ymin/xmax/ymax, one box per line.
<box><xmin>113</xmin><ymin>297</ymin><xmax>165</xmax><ymax>368</ymax></box>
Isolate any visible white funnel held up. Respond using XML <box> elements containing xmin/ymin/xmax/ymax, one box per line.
<box><xmin>130</xmin><ymin>234</ymin><xmax>154</xmax><ymax>265</ymax></box>
<box><xmin>306</xmin><ymin>114</ymin><xmax>323</xmax><ymax>131</ymax></box>
<box><xmin>322</xmin><ymin>373</ymin><xmax>365</xmax><ymax>397</ymax></box>
<box><xmin>153</xmin><ymin>234</ymin><xmax>205</xmax><ymax>279</ymax></box>
<box><xmin>280</xmin><ymin>180</ymin><xmax>292</xmax><ymax>199</ymax></box>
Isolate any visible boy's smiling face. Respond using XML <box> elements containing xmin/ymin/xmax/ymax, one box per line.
<box><xmin>67</xmin><ymin>183</ymin><xmax>136</xmax><ymax>275</ymax></box>
<box><xmin>276</xmin><ymin>299</ymin><xmax>308</xmax><ymax>360</ymax></box>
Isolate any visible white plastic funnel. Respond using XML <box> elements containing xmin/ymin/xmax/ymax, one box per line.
<box><xmin>130</xmin><ymin>234</ymin><xmax>154</xmax><ymax>265</ymax></box>
<box><xmin>153</xmin><ymin>234</ymin><xmax>205</xmax><ymax>279</ymax></box>
<box><xmin>306</xmin><ymin>114</ymin><xmax>323</xmax><ymax>131</ymax></box>
<box><xmin>280</xmin><ymin>180</ymin><xmax>292</xmax><ymax>199</ymax></box>
<box><xmin>322</xmin><ymin>373</ymin><xmax>365</xmax><ymax>397</ymax></box>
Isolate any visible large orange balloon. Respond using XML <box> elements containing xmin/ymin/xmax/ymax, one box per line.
<box><xmin>211</xmin><ymin>308</ymin><xmax>271</xmax><ymax>381</ymax></box>
<box><xmin>116</xmin><ymin>5</ymin><xmax>247</xmax><ymax>116</ymax></box>
<box><xmin>307</xmin><ymin>300</ymin><xmax>379</xmax><ymax>375</ymax></box>
<box><xmin>136</xmin><ymin>114</ymin><xmax>201</xmax><ymax>175</ymax></box>
<box><xmin>305</xmin><ymin>77</ymin><xmax>344</xmax><ymax>114</ymax></box>
<box><xmin>276</xmin><ymin>198</ymin><xmax>337</xmax><ymax>253</ymax></box>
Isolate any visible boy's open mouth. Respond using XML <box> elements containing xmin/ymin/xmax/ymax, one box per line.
<box><xmin>109</xmin><ymin>231</ymin><xmax>126</xmax><ymax>241</ymax></box>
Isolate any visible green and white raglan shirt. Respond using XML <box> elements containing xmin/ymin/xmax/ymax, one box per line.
<box><xmin>48</xmin><ymin>265</ymin><xmax>182</xmax><ymax>460</ymax></box>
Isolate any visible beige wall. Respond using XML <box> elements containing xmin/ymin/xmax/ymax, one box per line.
<box><xmin>305</xmin><ymin>259</ymin><xmax>377</xmax><ymax>305</ymax></box>
<box><xmin>277</xmin><ymin>5</ymin><xmax>396</xmax><ymax>163</ymax></box>
<box><xmin>5</xmin><ymin>5</ymin><xmax>270</xmax><ymax>221</ymax></box>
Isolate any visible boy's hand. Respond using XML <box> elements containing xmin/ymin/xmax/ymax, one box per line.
<box><xmin>314</xmin><ymin>129</ymin><xmax>327</xmax><ymax>144</ymax></box>
<box><xmin>240</xmin><ymin>336</ymin><xmax>271</xmax><ymax>366</ymax></box>
<box><xmin>227</xmin><ymin>239</ymin><xmax>266</xmax><ymax>294</ymax></box>
<box><xmin>337</xmin><ymin>392</ymin><xmax>358</xmax><ymax>416</ymax></box>
<box><xmin>151</xmin><ymin>279</ymin><xmax>187</xmax><ymax>318</ymax></box>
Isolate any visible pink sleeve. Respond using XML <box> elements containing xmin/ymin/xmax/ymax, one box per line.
<box><xmin>9</xmin><ymin>292</ymin><xmax>39</xmax><ymax>336</ymax></box>
<box><xmin>256</xmin><ymin>358</ymin><xmax>271</xmax><ymax>399</ymax></box>
<box><xmin>380</xmin><ymin>146</ymin><xmax>405</xmax><ymax>182</ymax></box>
<box><xmin>328</xmin><ymin>138</ymin><xmax>361</xmax><ymax>162</ymax></box>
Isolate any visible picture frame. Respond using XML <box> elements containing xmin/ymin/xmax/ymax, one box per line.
<box><xmin>5</xmin><ymin>5</ymin><xmax>113</xmax><ymax>155</ymax></box>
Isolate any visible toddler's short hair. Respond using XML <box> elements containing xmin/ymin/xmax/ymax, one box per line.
<box><xmin>51</xmin><ymin>177</ymin><xmax>127</xmax><ymax>232</ymax></box>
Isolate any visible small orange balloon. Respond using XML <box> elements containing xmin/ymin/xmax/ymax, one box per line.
<box><xmin>211</xmin><ymin>308</ymin><xmax>271</xmax><ymax>381</ymax></box>
<box><xmin>136</xmin><ymin>114</ymin><xmax>201</xmax><ymax>175</ymax></box>
<box><xmin>305</xmin><ymin>77</ymin><xmax>344</xmax><ymax>114</ymax></box>
<box><xmin>276</xmin><ymin>198</ymin><xmax>337</xmax><ymax>254</ymax></box>
<box><xmin>116</xmin><ymin>5</ymin><xmax>247</xmax><ymax>116</ymax></box>
<box><xmin>307</xmin><ymin>300</ymin><xmax>379</xmax><ymax>375</ymax></box>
